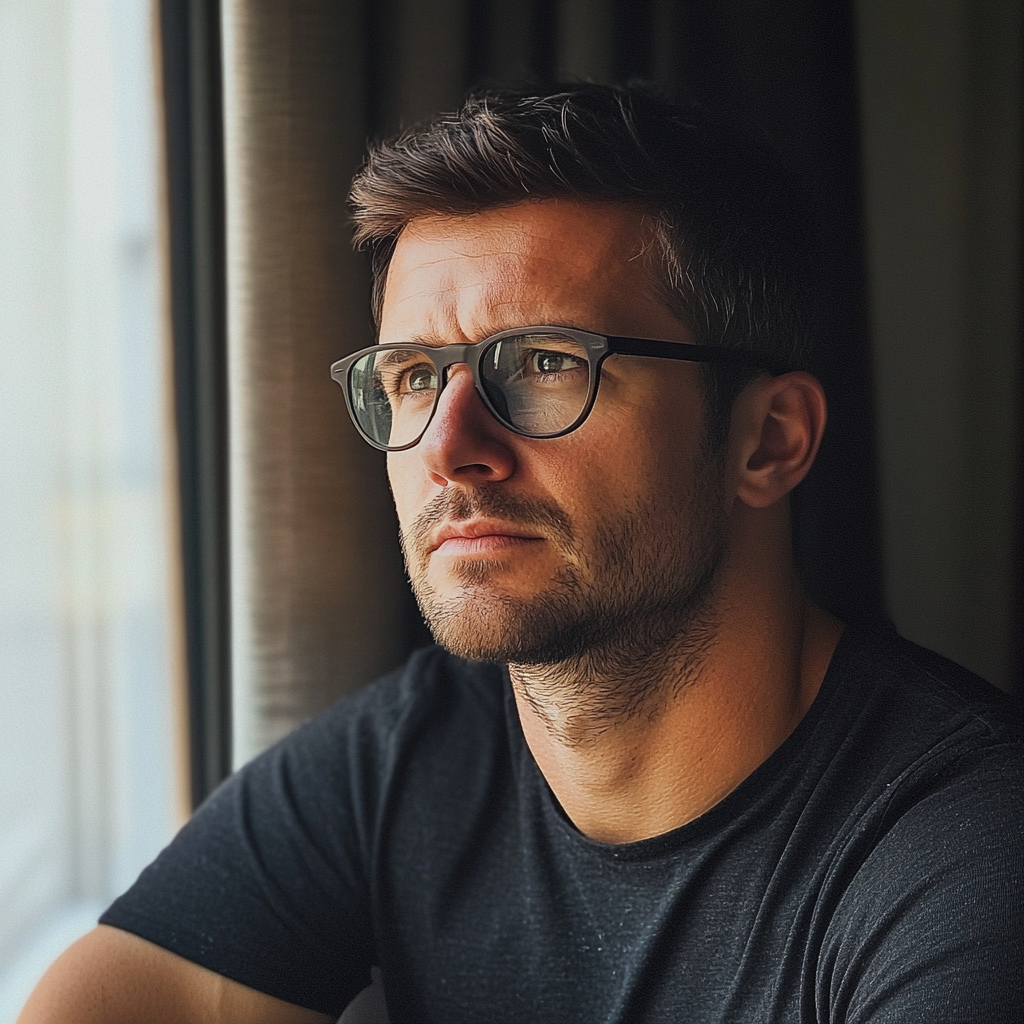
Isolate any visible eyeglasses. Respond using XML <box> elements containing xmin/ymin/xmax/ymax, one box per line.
<box><xmin>330</xmin><ymin>325</ymin><xmax>785</xmax><ymax>451</ymax></box>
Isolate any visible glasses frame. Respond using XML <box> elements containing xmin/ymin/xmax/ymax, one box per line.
<box><xmin>330</xmin><ymin>325</ymin><xmax>788</xmax><ymax>452</ymax></box>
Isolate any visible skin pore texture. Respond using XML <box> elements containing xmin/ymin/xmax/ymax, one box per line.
<box><xmin>385</xmin><ymin>199</ymin><xmax>842</xmax><ymax>844</ymax></box>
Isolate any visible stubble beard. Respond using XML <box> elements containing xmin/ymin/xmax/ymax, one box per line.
<box><xmin>399</xmin><ymin>437</ymin><xmax>730</xmax><ymax>738</ymax></box>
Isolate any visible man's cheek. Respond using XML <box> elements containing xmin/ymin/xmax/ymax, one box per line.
<box><xmin>387</xmin><ymin>454</ymin><xmax>423</xmax><ymax>524</ymax></box>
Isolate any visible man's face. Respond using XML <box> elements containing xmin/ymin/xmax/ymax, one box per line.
<box><xmin>381</xmin><ymin>200</ymin><xmax>730</xmax><ymax>666</ymax></box>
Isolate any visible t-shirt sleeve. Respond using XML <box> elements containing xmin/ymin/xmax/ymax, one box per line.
<box><xmin>100</xmin><ymin>653</ymin><xmax>438</xmax><ymax>1018</ymax></box>
<box><xmin>821</xmin><ymin>746</ymin><xmax>1024</xmax><ymax>1024</ymax></box>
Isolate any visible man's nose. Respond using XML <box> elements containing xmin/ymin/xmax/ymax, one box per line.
<box><xmin>416</xmin><ymin>365</ymin><xmax>515</xmax><ymax>487</ymax></box>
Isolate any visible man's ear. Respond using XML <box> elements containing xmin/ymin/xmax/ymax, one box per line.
<box><xmin>730</xmin><ymin>372</ymin><xmax>827</xmax><ymax>509</ymax></box>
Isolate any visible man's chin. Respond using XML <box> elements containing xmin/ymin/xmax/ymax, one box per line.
<box><xmin>408</xmin><ymin>583</ymin><xmax>529</xmax><ymax>659</ymax></box>
<box><xmin>419</xmin><ymin>561</ymin><xmax>565</xmax><ymax>621</ymax></box>
<box><xmin>418</xmin><ymin>590</ymin><xmax>530</xmax><ymax>662</ymax></box>
<box><xmin>414</xmin><ymin>580</ymin><xmax>606</xmax><ymax>665</ymax></box>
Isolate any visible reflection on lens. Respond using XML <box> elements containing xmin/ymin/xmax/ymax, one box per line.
<box><xmin>481</xmin><ymin>334</ymin><xmax>591</xmax><ymax>435</ymax></box>
<box><xmin>349</xmin><ymin>348</ymin><xmax>438</xmax><ymax>447</ymax></box>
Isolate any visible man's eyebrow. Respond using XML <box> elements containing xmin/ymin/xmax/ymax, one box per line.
<box><xmin>447</xmin><ymin>320</ymin><xmax>601</xmax><ymax>341</ymax></box>
<box><xmin>384</xmin><ymin>332</ymin><xmax>450</xmax><ymax>348</ymax></box>
<box><xmin>382</xmin><ymin>322</ymin><xmax>598</xmax><ymax>351</ymax></box>
<box><xmin>537</xmin><ymin>318</ymin><xmax>591</xmax><ymax>333</ymax></box>
<box><xmin>376</xmin><ymin>347</ymin><xmax>427</xmax><ymax>367</ymax></box>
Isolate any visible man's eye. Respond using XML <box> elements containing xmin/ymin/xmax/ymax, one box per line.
<box><xmin>530</xmin><ymin>350</ymin><xmax>585</xmax><ymax>375</ymax></box>
<box><xmin>377</xmin><ymin>362</ymin><xmax>436</xmax><ymax>399</ymax></box>
<box><xmin>403</xmin><ymin>365</ymin><xmax>437</xmax><ymax>393</ymax></box>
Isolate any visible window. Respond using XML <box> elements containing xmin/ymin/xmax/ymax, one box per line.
<box><xmin>0</xmin><ymin>2</ymin><xmax>180</xmax><ymax>1016</ymax></box>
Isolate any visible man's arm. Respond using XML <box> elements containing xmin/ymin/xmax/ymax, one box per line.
<box><xmin>17</xmin><ymin>925</ymin><xmax>333</xmax><ymax>1024</ymax></box>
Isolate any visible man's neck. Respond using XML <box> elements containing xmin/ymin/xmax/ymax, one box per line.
<box><xmin>509</xmin><ymin>586</ymin><xmax>843</xmax><ymax>845</ymax></box>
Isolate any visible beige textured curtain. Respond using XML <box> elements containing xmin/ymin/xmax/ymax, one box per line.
<box><xmin>222</xmin><ymin>1</ymin><xmax>408</xmax><ymax>764</ymax></box>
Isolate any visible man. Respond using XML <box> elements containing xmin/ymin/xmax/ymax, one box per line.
<box><xmin>21</xmin><ymin>85</ymin><xmax>1021</xmax><ymax>1023</ymax></box>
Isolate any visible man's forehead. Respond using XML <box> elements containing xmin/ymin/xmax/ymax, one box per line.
<box><xmin>399</xmin><ymin>199</ymin><xmax>651</xmax><ymax>246</ymax></box>
<box><xmin>379</xmin><ymin>200</ymin><xmax>669</xmax><ymax>342</ymax></box>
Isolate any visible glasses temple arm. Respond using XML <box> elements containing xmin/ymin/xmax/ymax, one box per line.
<box><xmin>605</xmin><ymin>336</ymin><xmax>787</xmax><ymax>375</ymax></box>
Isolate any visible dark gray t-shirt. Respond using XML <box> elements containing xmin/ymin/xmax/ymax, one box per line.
<box><xmin>102</xmin><ymin>621</ymin><xmax>1023</xmax><ymax>1022</ymax></box>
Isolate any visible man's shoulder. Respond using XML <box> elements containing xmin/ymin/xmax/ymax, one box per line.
<box><xmin>835</xmin><ymin>617</ymin><xmax>1021</xmax><ymax>792</ymax></box>
<box><xmin>803</xmin><ymin>619</ymin><xmax>1021</xmax><ymax>854</ymax></box>
<box><xmin>263</xmin><ymin>646</ymin><xmax>510</xmax><ymax>777</ymax></box>
<box><xmin>808</xmin><ymin>623</ymin><xmax>1022</xmax><ymax>1022</ymax></box>
<box><xmin>829</xmin><ymin>618</ymin><xmax>1021</xmax><ymax>746</ymax></box>
<box><xmin>330</xmin><ymin>644</ymin><xmax>507</xmax><ymax>729</ymax></box>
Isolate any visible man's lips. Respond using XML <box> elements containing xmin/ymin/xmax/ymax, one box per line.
<box><xmin>429</xmin><ymin>519</ymin><xmax>544</xmax><ymax>555</ymax></box>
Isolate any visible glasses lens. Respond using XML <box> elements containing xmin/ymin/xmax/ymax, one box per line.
<box><xmin>480</xmin><ymin>333</ymin><xmax>592</xmax><ymax>436</ymax></box>
<box><xmin>348</xmin><ymin>348</ymin><xmax>439</xmax><ymax>448</ymax></box>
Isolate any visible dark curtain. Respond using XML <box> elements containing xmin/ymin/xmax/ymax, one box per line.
<box><xmin>159</xmin><ymin>0</ymin><xmax>231</xmax><ymax>805</ymax></box>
